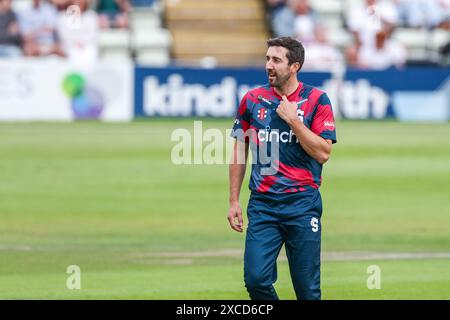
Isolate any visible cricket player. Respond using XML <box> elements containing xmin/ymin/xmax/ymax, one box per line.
<box><xmin>228</xmin><ymin>37</ymin><xmax>337</xmax><ymax>300</ymax></box>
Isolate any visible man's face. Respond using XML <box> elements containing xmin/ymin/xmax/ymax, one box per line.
<box><xmin>265</xmin><ymin>46</ymin><xmax>297</xmax><ymax>88</ymax></box>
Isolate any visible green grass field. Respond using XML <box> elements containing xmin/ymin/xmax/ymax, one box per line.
<box><xmin>0</xmin><ymin>120</ymin><xmax>449</xmax><ymax>299</ymax></box>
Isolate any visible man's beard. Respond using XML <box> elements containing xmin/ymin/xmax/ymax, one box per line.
<box><xmin>267</xmin><ymin>71</ymin><xmax>290</xmax><ymax>89</ymax></box>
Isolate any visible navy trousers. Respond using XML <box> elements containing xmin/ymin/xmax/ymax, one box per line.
<box><xmin>244</xmin><ymin>189</ymin><xmax>322</xmax><ymax>300</ymax></box>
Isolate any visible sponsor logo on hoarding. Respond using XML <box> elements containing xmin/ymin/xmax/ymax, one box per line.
<box><xmin>62</xmin><ymin>73</ymin><xmax>105</xmax><ymax>119</ymax></box>
<box><xmin>142</xmin><ymin>74</ymin><xmax>254</xmax><ymax>117</ymax></box>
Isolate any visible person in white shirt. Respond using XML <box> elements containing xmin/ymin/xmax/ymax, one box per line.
<box><xmin>57</xmin><ymin>0</ymin><xmax>99</xmax><ymax>65</ymax></box>
<box><xmin>345</xmin><ymin>0</ymin><xmax>400</xmax><ymax>68</ymax></box>
<box><xmin>357</xmin><ymin>30</ymin><xmax>407</xmax><ymax>70</ymax></box>
<box><xmin>302</xmin><ymin>24</ymin><xmax>344</xmax><ymax>71</ymax></box>
<box><xmin>346</xmin><ymin>0</ymin><xmax>399</xmax><ymax>47</ymax></box>
<box><xmin>292</xmin><ymin>0</ymin><xmax>317</xmax><ymax>44</ymax></box>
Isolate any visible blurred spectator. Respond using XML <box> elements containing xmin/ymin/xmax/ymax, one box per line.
<box><xmin>396</xmin><ymin>0</ymin><xmax>449</xmax><ymax>29</ymax></box>
<box><xmin>271</xmin><ymin>0</ymin><xmax>295</xmax><ymax>37</ymax></box>
<box><xmin>302</xmin><ymin>24</ymin><xmax>344</xmax><ymax>70</ymax></box>
<box><xmin>57</xmin><ymin>0</ymin><xmax>99</xmax><ymax>64</ymax></box>
<box><xmin>265</xmin><ymin>0</ymin><xmax>287</xmax><ymax>35</ymax></box>
<box><xmin>345</xmin><ymin>0</ymin><xmax>400</xmax><ymax>69</ymax></box>
<box><xmin>292</xmin><ymin>0</ymin><xmax>316</xmax><ymax>44</ymax></box>
<box><xmin>19</xmin><ymin>0</ymin><xmax>64</xmax><ymax>57</ymax></box>
<box><xmin>271</xmin><ymin>0</ymin><xmax>317</xmax><ymax>42</ymax></box>
<box><xmin>346</xmin><ymin>0</ymin><xmax>399</xmax><ymax>47</ymax></box>
<box><xmin>0</xmin><ymin>0</ymin><xmax>22</xmax><ymax>57</ymax></box>
<box><xmin>356</xmin><ymin>30</ymin><xmax>407</xmax><ymax>69</ymax></box>
<box><xmin>97</xmin><ymin>0</ymin><xmax>130</xmax><ymax>29</ymax></box>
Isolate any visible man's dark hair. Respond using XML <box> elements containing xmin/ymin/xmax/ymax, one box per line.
<box><xmin>267</xmin><ymin>37</ymin><xmax>305</xmax><ymax>72</ymax></box>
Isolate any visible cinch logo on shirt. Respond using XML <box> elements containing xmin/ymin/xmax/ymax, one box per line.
<box><xmin>257</xmin><ymin>129</ymin><xmax>299</xmax><ymax>143</ymax></box>
<box><xmin>324</xmin><ymin>121</ymin><xmax>335</xmax><ymax>128</ymax></box>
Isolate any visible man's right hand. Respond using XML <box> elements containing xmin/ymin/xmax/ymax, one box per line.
<box><xmin>228</xmin><ymin>201</ymin><xmax>244</xmax><ymax>232</ymax></box>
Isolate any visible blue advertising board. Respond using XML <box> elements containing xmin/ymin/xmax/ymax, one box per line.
<box><xmin>341</xmin><ymin>68</ymin><xmax>450</xmax><ymax>121</ymax></box>
<box><xmin>134</xmin><ymin>67</ymin><xmax>330</xmax><ymax>117</ymax></box>
<box><xmin>134</xmin><ymin>66</ymin><xmax>450</xmax><ymax>121</ymax></box>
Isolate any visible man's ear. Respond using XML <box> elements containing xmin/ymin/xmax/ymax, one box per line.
<box><xmin>291</xmin><ymin>62</ymin><xmax>300</xmax><ymax>73</ymax></box>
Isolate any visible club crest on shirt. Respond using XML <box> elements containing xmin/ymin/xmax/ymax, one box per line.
<box><xmin>254</xmin><ymin>106</ymin><xmax>272</xmax><ymax>126</ymax></box>
<box><xmin>258</xmin><ymin>108</ymin><xmax>267</xmax><ymax>120</ymax></box>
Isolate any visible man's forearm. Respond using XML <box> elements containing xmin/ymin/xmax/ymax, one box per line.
<box><xmin>229</xmin><ymin>141</ymin><xmax>249</xmax><ymax>203</ymax></box>
<box><xmin>287</xmin><ymin>118</ymin><xmax>331</xmax><ymax>164</ymax></box>
<box><xmin>229</xmin><ymin>163</ymin><xmax>246</xmax><ymax>203</ymax></box>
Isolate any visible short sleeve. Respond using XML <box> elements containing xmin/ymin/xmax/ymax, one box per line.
<box><xmin>230</xmin><ymin>93</ymin><xmax>251</xmax><ymax>142</ymax></box>
<box><xmin>311</xmin><ymin>93</ymin><xmax>337</xmax><ymax>144</ymax></box>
